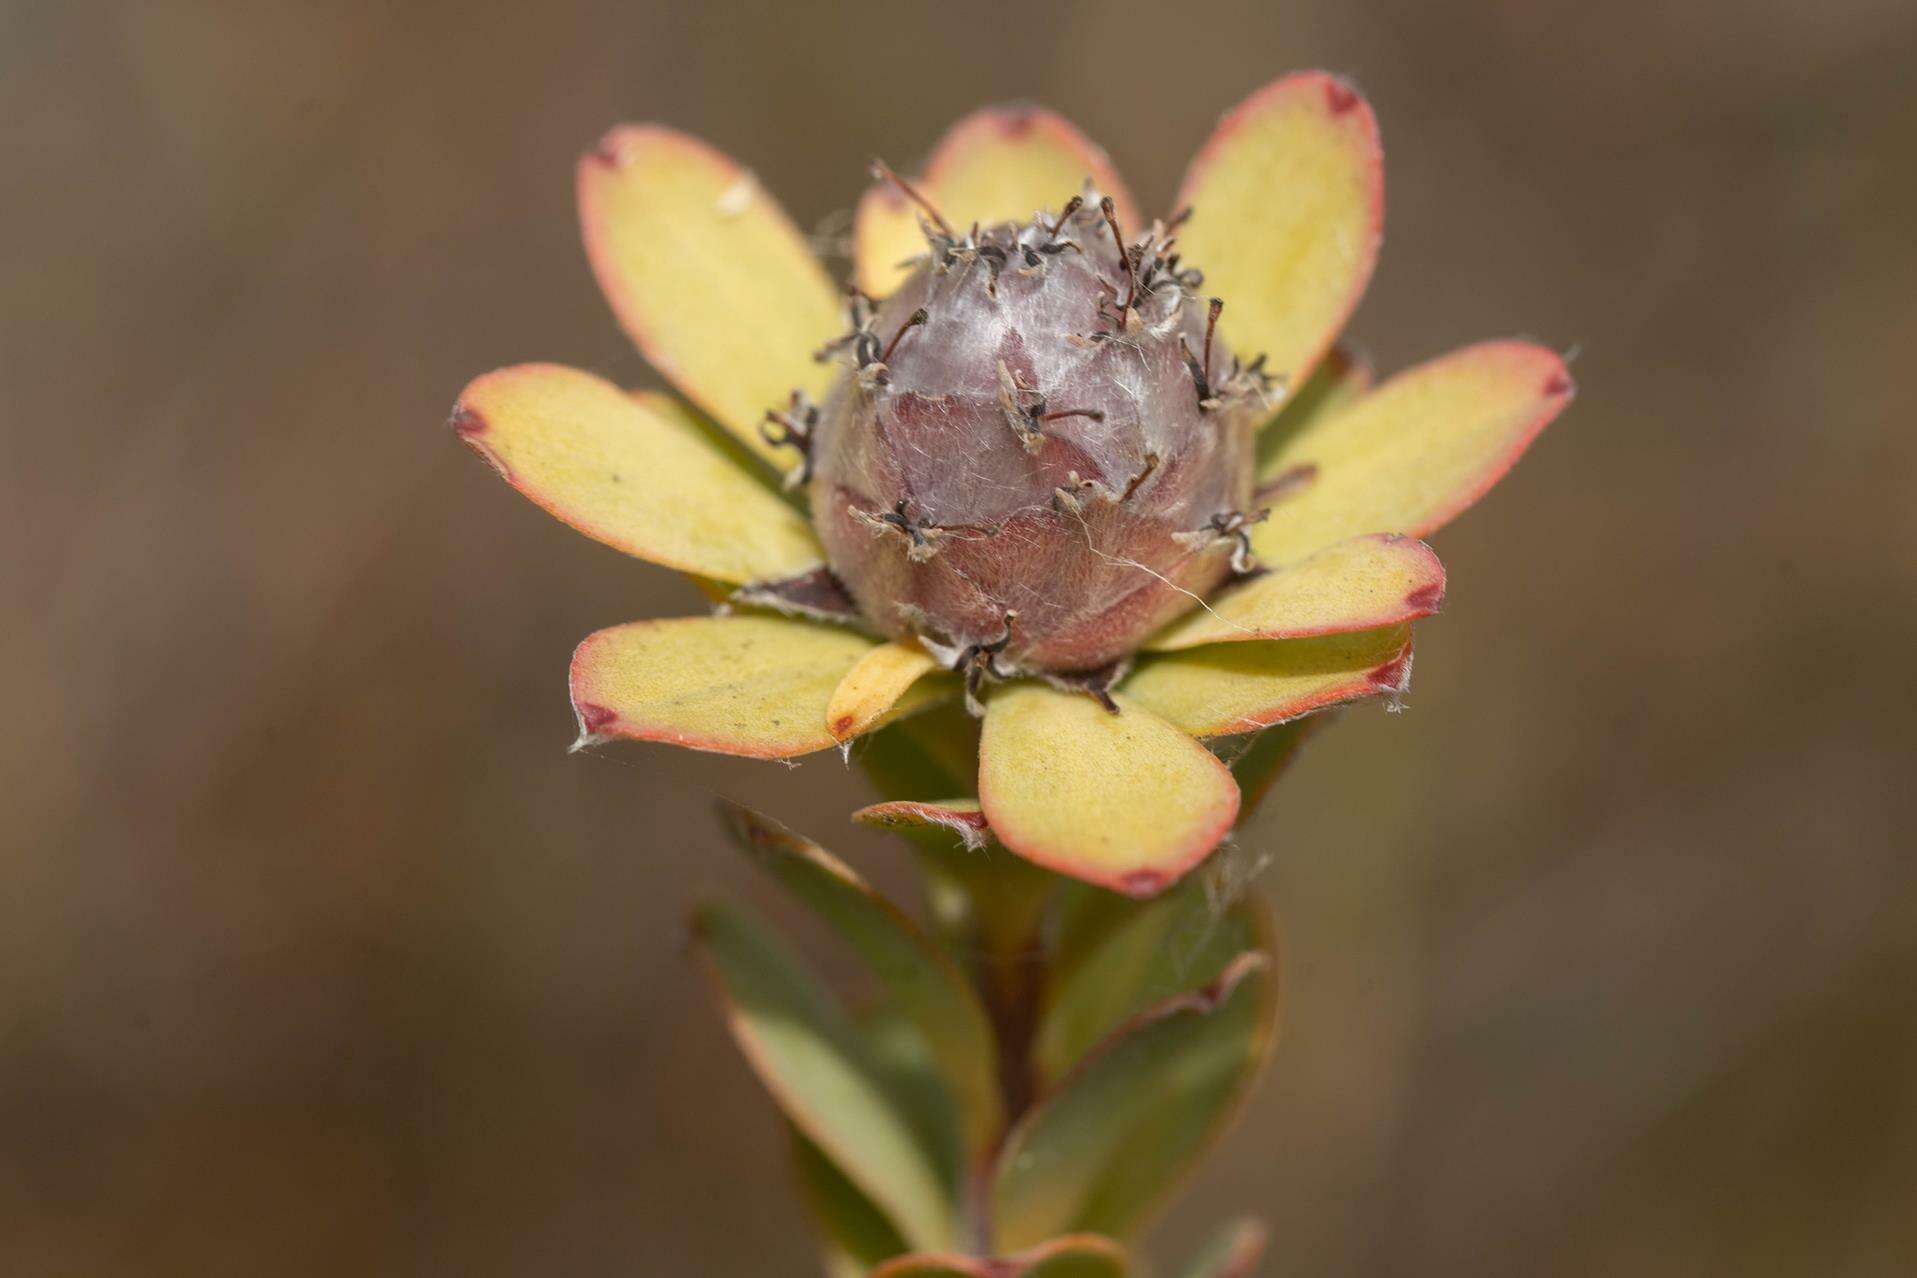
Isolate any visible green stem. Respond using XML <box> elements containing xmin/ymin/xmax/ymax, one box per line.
<box><xmin>957</xmin><ymin>856</ymin><xmax>1052</xmax><ymax>1254</ymax></box>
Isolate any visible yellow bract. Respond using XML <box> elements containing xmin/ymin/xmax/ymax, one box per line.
<box><xmin>978</xmin><ymin>685</ymin><xmax>1239</xmax><ymax>897</ymax></box>
<box><xmin>1122</xmin><ymin>626</ymin><xmax>1413</xmax><ymax>738</ymax></box>
<box><xmin>853</xmin><ymin>106</ymin><xmax>1140</xmax><ymax>297</ymax></box>
<box><xmin>578</xmin><ymin>125</ymin><xmax>843</xmax><ymax>464</ymax></box>
<box><xmin>1176</xmin><ymin>72</ymin><xmax>1382</xmax><ymax>394</ymax></box>
<box><xmin>570</xmin><ymin>615</ymin><xmax>883</xmax><ymax>759</ymax></box>
<box><xmin>1251</xmin><ymin>340</ymin><xmax>1573</xmax><ymax>564</ymax></box>
<box><xmin>1255</xmin><ymin>346</ymin><xmax>1372</xmax><ymax>482</ymax></box>
<box><xmin>826</xmin><ymin>641</ymin><xmax>941</xmax><ymax>742</ymax></box>
<box><xmin>1146</xmin><ymin>533</ymin><xmax>1443</xmax><ymax>650</ymax></box>
<box><xmin>453</xmin><ymin>365</ymin><xmax>823</xmax><ymax>585</ymax></box>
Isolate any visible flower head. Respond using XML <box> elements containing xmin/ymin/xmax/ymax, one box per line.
<box><xmin>810</xmin><ymin>187</ymin><xmax>1264</xmax><ymax>678</ymax></box>
<box><xmin>451</xmin><ymin>73</ymin><xmax>1573</xmax><ymax>897</ymax></box>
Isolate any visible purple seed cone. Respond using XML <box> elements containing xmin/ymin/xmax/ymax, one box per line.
<box><xmin>808</xmin><ymin>196</ymin><xmax>1267</xmax><ymax>676</ymax></box>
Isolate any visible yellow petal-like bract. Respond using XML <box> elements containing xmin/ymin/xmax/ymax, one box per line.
<box><xmin>453</xmin><ymin>365</ymin><xmax>823</xmax><ymax>584</ymax></box>
<box><xmin>579</xmin><ymin>125</ymin><xmax>842</xmax><ymax>464</ymax></box>
<box><xmin>571</xmin><ymin>616</ymin><xmax>884</xmax><ymax>759</ymax></box>
<box><xmin>978</xmin><ymin>685</ymin><xmax>1239</xmax><ymax>897</ymax></box>
<box><xmin>1252</xmin><ymin>340</ymin><xmax>1575</xmax><ymax>564</ymax></box>
<box><xmin>1122</xmin><ymin>626</ymin><xmax>1414</xmax><ymax>738</ymax></box>
<box><xmin>1176</xmin><ymin>72</ymin><xmax>1383</xmax><ymax>394</ymax></box>
<box><xmin>1255</xmin><ymin>345</ymin><xmax>1373</xmax><ymax>482</ymax></box>
<box><xmin>1146</xmin><ymin>533</ymin><xmax>1443</xmax><ymax>650</ymax></box>
<box><xmin>826</xmin><ymin>641</ymin><xmax>941</xmax><ymax>742</ymax></box>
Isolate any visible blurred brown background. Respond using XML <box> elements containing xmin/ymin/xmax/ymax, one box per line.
<box><xmin>6</xmin><ymin>0</ymin><xmax>1915</xmax><ymax>1272</ymax></box>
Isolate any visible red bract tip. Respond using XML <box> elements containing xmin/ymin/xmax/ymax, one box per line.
<box><xmin>574</xmin><ymin>702</ymin><xmax>619</xmax><ymax>734</ymax></box>
<box><xmin>1368</xmin><ymin>648</ymin><xmax>1414</xmax><ymax>692</ymax></box>
<box><xmin>1119</xmin><ymin>869</ymin><xmax>1169</xmax><ymax>897</ymax></box>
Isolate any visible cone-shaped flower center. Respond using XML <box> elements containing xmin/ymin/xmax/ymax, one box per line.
<box><xmin>809</xmin><ymin>198</ymin><xmax>1268</xmax><ymax>678</ymax></box>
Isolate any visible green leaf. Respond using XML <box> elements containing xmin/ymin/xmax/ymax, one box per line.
<box><xmin>1222</xmin><ymin>717</ymin><xmax>1321</xmax><ymax>820</ymax></box>
<box><xmin>723</xmin><ymin>805</ymin><xmax>1002</xmax><ymax>1162</ymax></box>
<box><xmin>852</xmin><ymin>705</ymin><xmax>1048</xmax><ymax>957</ymax></box>
<box><xmin>857</xmin><ymin>701</ymin><xmax>980</xmax><ymax>801</ymax></box>
<box><xmin>693</xmin><ymin>900</ymin><xmax>956</xmax><ymax>1251</ymax></box>
<box><xmin>1174</xmin><ymin>1217</ymin><xmax>1268</xmax><ymax>1278</ymax></box>
<box><xmin>992</xmin><ymin>953</ymin><xmax>1279</xmax><ymax>1250</ymax></box>
<box><xmin>874</xmin><ymin>1234</ymin><xmax>1129</xmax><ymax>1277</ymax></box>
<box><xmin>789</xmin><ymin>1127</ymin><xmax>909</xmax><ymax>1276</ymax></box>
<box><xmin>1034</xmin><ymin>880</ymin><xmax>1274</xmax><ymax>1087</ymax></box>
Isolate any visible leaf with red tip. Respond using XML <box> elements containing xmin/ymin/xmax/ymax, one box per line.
<box><xmin>578</xmin><ymin>125</ymin><xmax>842</xmax><ymax>462</ymax></box>
<box><xmin>992</xmin><ymin>954</ymin><xmax>1279</xmax><ymax>1250</ymax></box>
<box><xmin>1146</xmin><ymin>534</ymin><xmax>1443</xmax><ymax>650</ymax></box>
<box><xmin>570</xmin><ymin>615</ymin><xmax>932</xmax><ymax>760</ymax></box>
<box><xmin>874</xmin><ymin>1235</ymin><xmax>1129</xmax><ymax>1278</ymax></box>
<box><xmin>1121</xmin><ymin>626</ymin><xmax>1413</xmax><ymax>739</ymax></box>
<box><xmin>693</xmin><ymin>900</ymin><xmax>956</xmax><ymax>1250</ymax></box>
<box><xmin>1176</xmin><ymin>73</ymin><xmax>1383</xmax><ymax>392</ymax></box>
<box><xmin>1175</xmin><ymin>1218</ymin><xmax>1269</xmax><ymax>1278</ymax></box>
<box><xmin>852</xmin><ymin>798</ymin><xmax>991</xmax><ymax>852</ymax></box>
<box><xmin>721</xmin><ymin>805</ymin><xmax>1001</xmax><ymax>1160</ymax></box>
<box><xmin>855</xmin><ymin>105</ymin><xmax>1140</xmax><ymax>297</ymax></box>
<box><xmin>1253</xmin><ymin>340</ymin><xmax>1575</xmax><ymax>564</ymax></box>
<box><xmin>978</xmin><ymin>685</ymin><xmax>1240</xmax><ymax>897</ymax></box>
<box><xmin>1035</xmin><ymin>879</ymin><xmax>1274</xmax><ymax>1087</ymax></box>
<box><xmin>452</xmin><ymin>366</ymin><xmax>823</xmax><ymax>584</ymax></box>
<box><xmin>827</xmin><ymin>641</ymin><xmax>943</xmax><ymax>742</ymax></box>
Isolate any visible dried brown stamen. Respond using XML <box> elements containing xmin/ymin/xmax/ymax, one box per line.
<box><xmin>955</xmin><ymin>611</ymin><xmax>1018</xmax><ymax>715</ymax></box>
<box><xmin>758</xmin><ymin>389</ymin><xmax>819</xmax><ymax>489</ymax></box>
<box><xmin>851</xmin><ymin>497</ymin><xmax>986</xmax><ymax>562</ymax></box>
<box><xmin>1098</xmin><ymin>196</ymin><xmax>1139</xmax><ymax>331</ymax></box>
<box><xmin>869</xmin><ymin>158</ymin><xmax>953</xmax><ymax>238</ymax></box>
<box><xmin>881</xmin><ymin>308</ymin><xmax>929</xmax><ymax>363</ymax></box>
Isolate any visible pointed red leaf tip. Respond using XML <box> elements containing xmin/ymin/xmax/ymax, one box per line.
<box><xmin>1544</xmin><ymin>368</ymin><xmax>1577</xmax><ymax>398</ymax></box>
<box><xmin>953</xmin><ymin>102</ymin><xmax>1110</xmax><ymax>160</ymax></box>
<box><xmin>574</xmin><ymin>701</ymin><xmax>619</xmax><ymax>734</ymax></box>
<box><xmin>448</xmin><ymin>404</ymin><xmax>485</xmax><ymax>439</ymax></box>
<box><xmin>448</xmin><ymin>400</ymin><xmax>511</xmax><ymax>480</ymax></box>
<box><xmin>1367</xmin><ymin>642</ymin><xmax>1415</xmax><ymax>694</ymax></box>
<box><xmin>584</xmin><ymin>124</ymin><xmax>648</xmax><ymax>168</ymax></box>
<box><xmin>1325</xmin><ymin>76</ymin><xmax>1360</xmax><ymax>115</ymax></box>
<box><xmin>986</xmin><ymin>103</ymin><xmax>1043</xmax><ymax>139</ymax></box>
<box><xmin>1205</xmin><ymin>70</ymin><xmax>1379</xmax><ymax>150</ymax></box>
<box><xmin>1119</xmin><ymin>869</ymin><xmax>1169</xmax><ymax>898</ymax></box>
<box><xmin>1405</xmin><ymin>581</ymin><xmax>1446</xmax><ymax>612</ymax></box>
<box><xmin>581</xmin><ymin>122</ymin><xmax>729</xmax><ymax>178</ymax></box>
